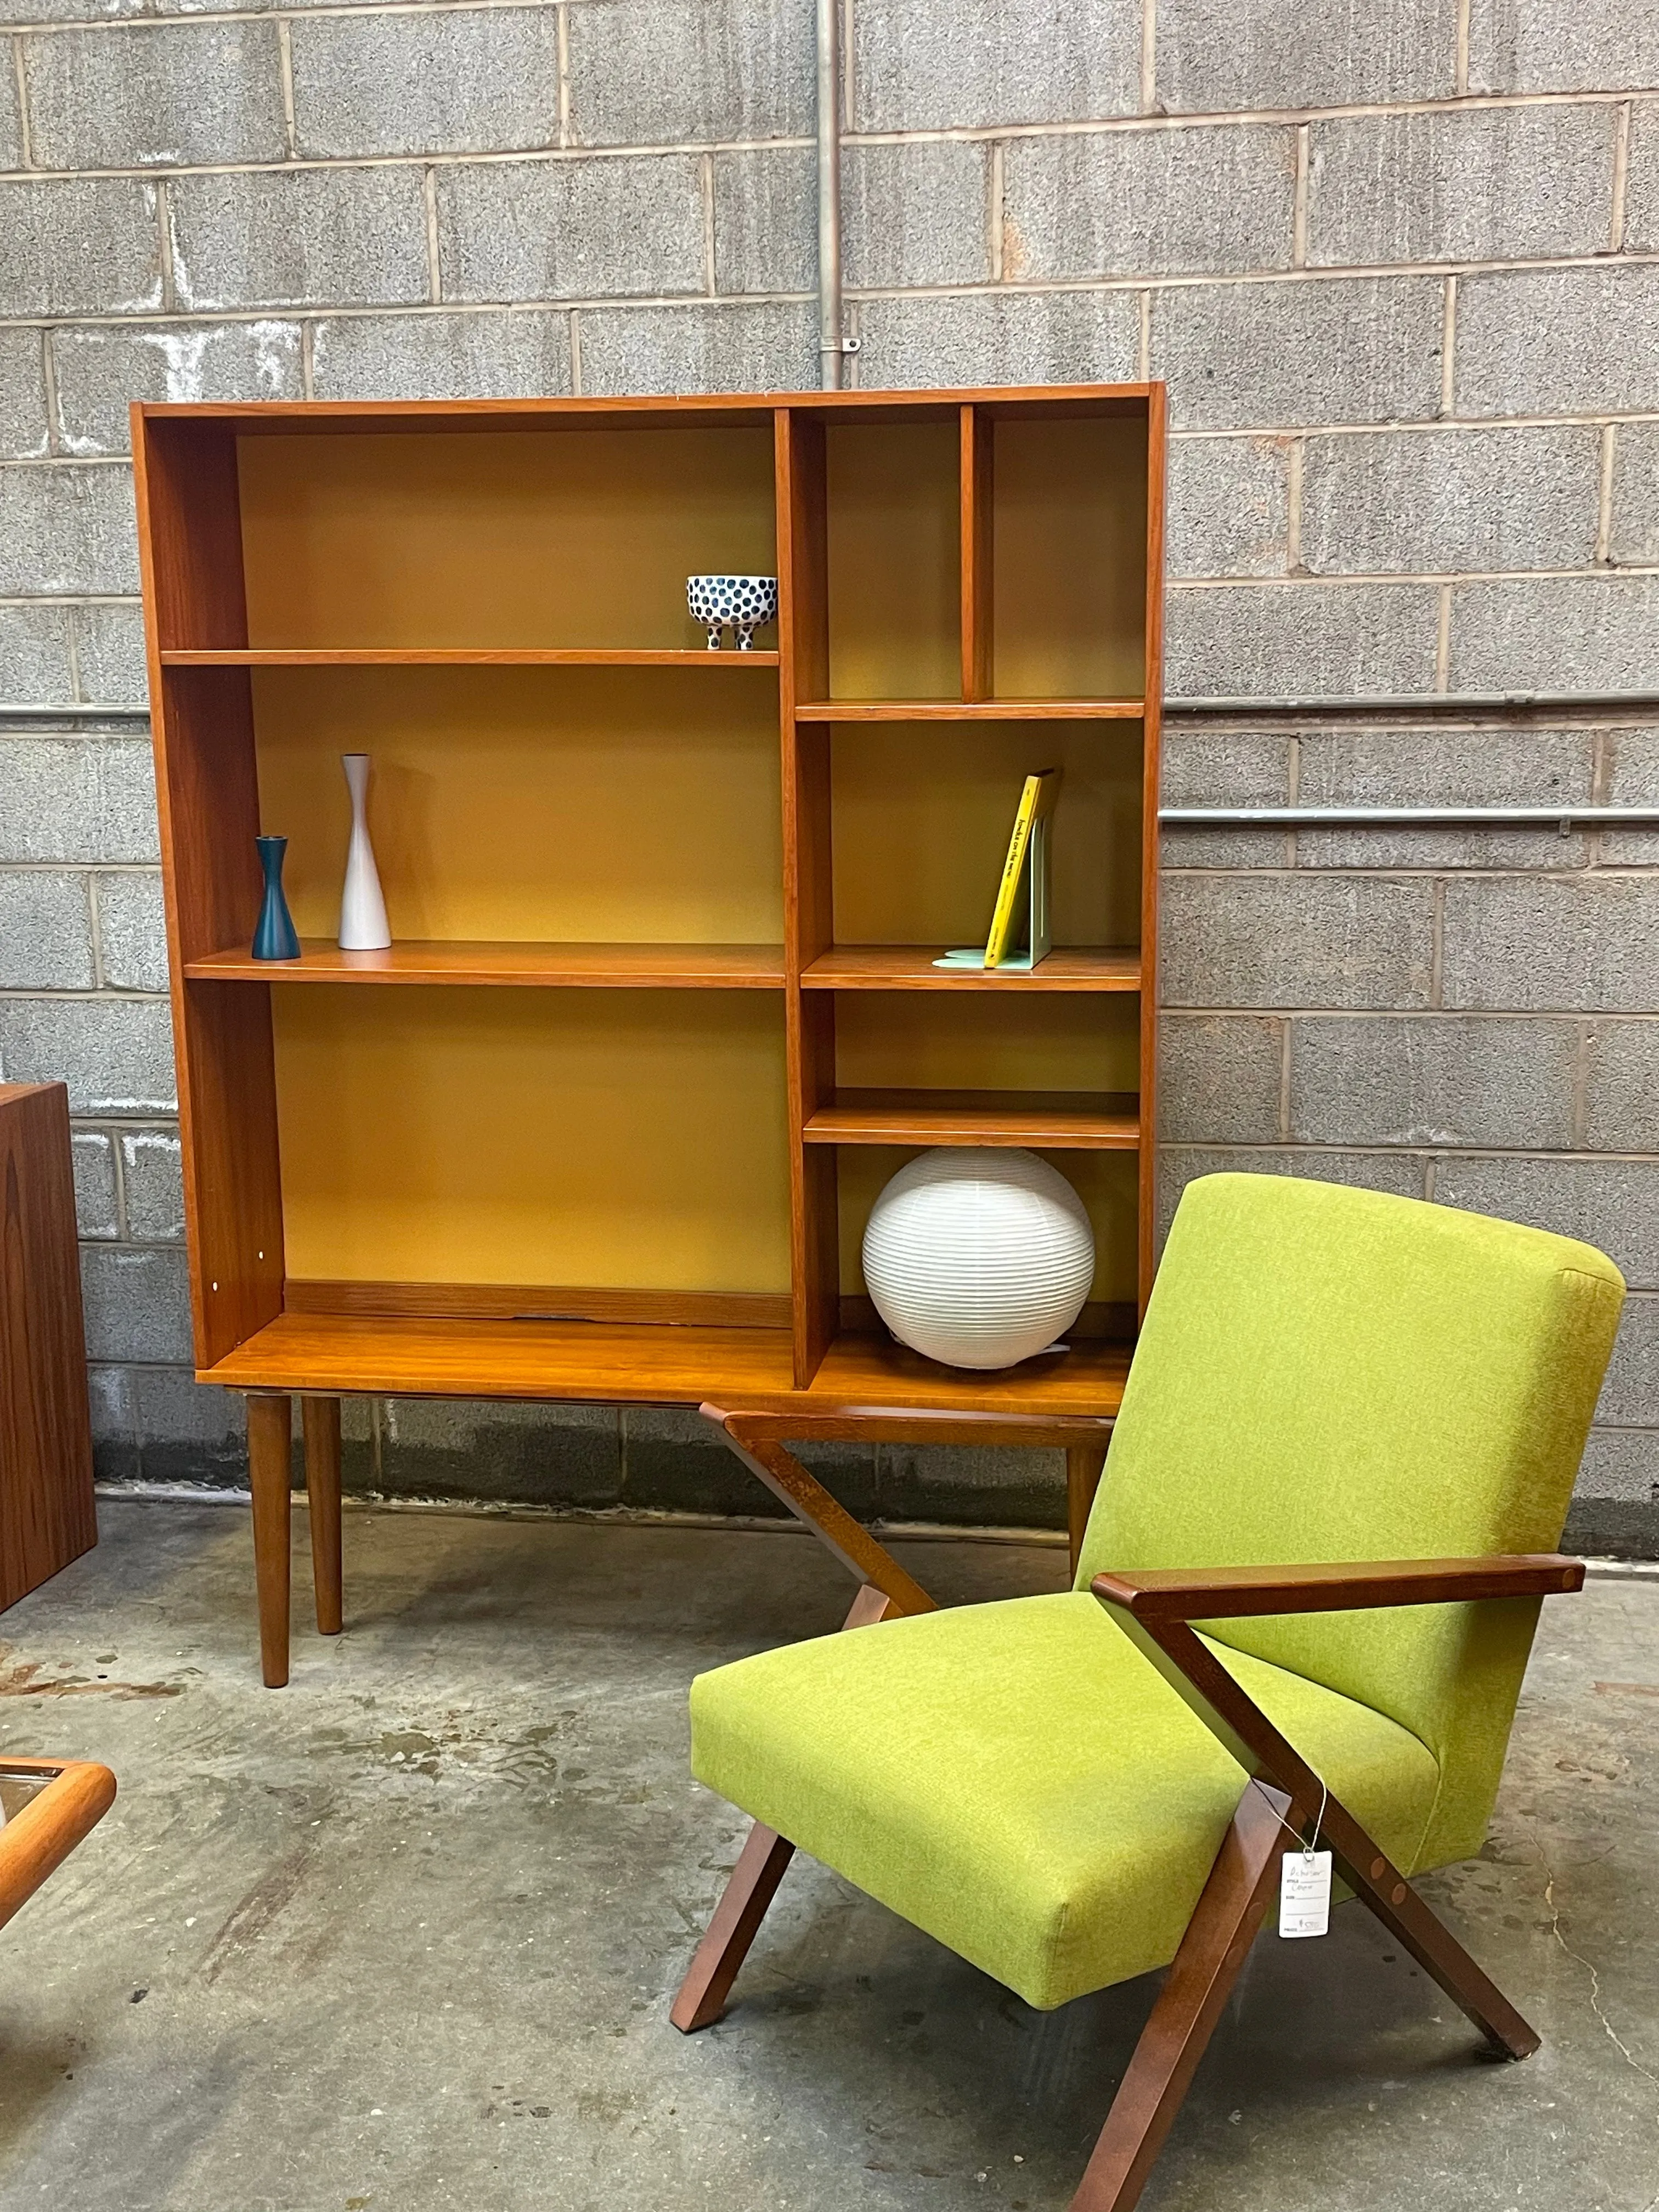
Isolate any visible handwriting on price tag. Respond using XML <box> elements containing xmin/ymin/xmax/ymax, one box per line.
<box><xmin>1279</xmin><ymin>1849</ymin><xmax>1332</xmax><ymax>1939</ymax></box>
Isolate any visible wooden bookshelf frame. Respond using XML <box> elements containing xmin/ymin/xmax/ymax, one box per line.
<box><xmin>133</xmin><ymin>386</ymin><xmax>1165</xmax><ymax>1679</ymax></box>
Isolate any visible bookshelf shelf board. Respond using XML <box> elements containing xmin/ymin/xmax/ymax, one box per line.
<box><xmin>802</xmin><ymin>1088</ymin><xmax>1141</xmax><ymax>1149</ymax></box>
<box><xmin>793</xmin><ymin>697</ymin><xmax>1142</xmax><ymax>721</ymax></box>
<box><xmin>203</xmin><ymin>1311</ymin><xmax>799</xmax><ymax>1400</ymax></box>
<box><xmin>801</xmin><ymin>946</ymin><xmax>1141</xmax><ymax>991</ymax></box>
<box><xmin>812</xmin><ymin>1330</ymin><xmax>1131</xmax><ymax>1413</ymax></box>
<box><xmin>161</xmin><ymin>647</ymin><xmax>780</xmax><ymax>669</ymax></box>
<box><xmin>200</xmin><ymin>1309</ymin><xmax>1130</xmax><ymax>1417</ymax></box>
<box><xmin>184</xmin><ymin>940</ymin><xmax>787</xmax><ymax>989</ymax></box>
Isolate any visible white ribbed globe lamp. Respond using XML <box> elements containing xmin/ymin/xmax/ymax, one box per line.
<box><xmin>861</xmin><ymin>1147</ymin><xmax>1097</xmax><ymax>1371</ymax></box>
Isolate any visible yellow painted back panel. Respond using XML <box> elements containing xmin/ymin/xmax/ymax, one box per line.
<box><xmin>834</xmin><ymin>990</ymin><xmax>1139</xmax><ymax>1095</ymax></box>
<box><xmin>272</xmin><ymin>987</ymin><xmax>791</xmax><ymax>1290</ymax></box>
<box><xmin>826</xmin><ymin>420</ymin><xmax>961</xmax><ymax>699</ymax></box>
<box><xmin>252</xmin><ymin>665</ymin><xmax>783</xmax><ymax>945</ymax></box>
<box><xmin>993</xmin><ymin>415</ymin><xmax>1148</xmax><ymax>698</ymax></box>
<box><xmin>832</xmin><ymin>719</ymin><xmax>1143</xmax><ymax>949</ymax></box>
<box><xmin>238</xmin><ymin>428</ymin><xmax>778</xmax><ymax>650</ymax></box>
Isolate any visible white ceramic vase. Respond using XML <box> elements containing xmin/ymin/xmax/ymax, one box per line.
<box><xmin>338</xmin><ymin>752</ymin><xmax>391</xmax><ymax>951</ymax></box>
<box><xmin>861</xmin><ymin>1147</ymin><xmax>1096</xmax><ymax>1370</ymax></box>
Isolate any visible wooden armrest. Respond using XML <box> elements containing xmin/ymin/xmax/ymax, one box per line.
<box><xmin>0</xmin><ymin>1759</ymin><xmax>118</xmax><ymax>1934</ymax></box>
<box><xmin>1090</xmin><ymin>1554</ymin><xmax>1584</xmax><ymax>1621</ymax></box>
<box><xmin>702</xmin><ymin>1401</ymin><xmax>1114</xmax><ymax>1451</ymax></box>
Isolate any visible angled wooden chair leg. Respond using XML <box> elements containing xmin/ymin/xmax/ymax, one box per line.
<box><xmin>1319</xmin><ymin>1802</ymin><xmax>1539</xmax><ymax>2059</ymax></box>
<box><xmin>671</xmin><ymin>1820</ymin><xmax>797</xmax><ymax>2033</ymax></box>
<box><xmin>672</xmin><ymin>1583</ymin><xmax>900</xmax><ymax>2034</ymax></box>
<box><xmin>1100</xmin><ymin>1599</ymin><xmax>1543</xmax><ymax>2064</ymax></box>
<box><xmin>1073</xmin><ymin>1783</ymin><xmax>1292</xmax><ymax>2212</ymax></box>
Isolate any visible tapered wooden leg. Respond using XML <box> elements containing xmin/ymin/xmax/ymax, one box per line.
<box><xmin>301</xmin><ymin>1395</ymin><xmax>343</xmax><ymax>1636</ymax></box>
<box><xmin>1071</xmin><ymin>1784</ymin><xmax>1289</xmax><ymax>2212</ymax></box>
<box><xmin>1066</xmin><ymin>1441</ymin><xmax>1109</xmax><ymax>1580</ymax></box>
<box><xmin>672</xmin><ymin>1583</ymin><xmax>899</xmax><ymax>2033</ymax></box>
<box><xmin>246</xmin><ymin>1393</ymin><xmax>292</xmax><ymax>1690</ymax></box>
<box><xmin>671</xmin><ymin>1821</ymin><xmax>797</xmax><ymax>2034</ymax></box>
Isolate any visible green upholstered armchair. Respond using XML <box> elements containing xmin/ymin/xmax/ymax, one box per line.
<box><xmin>670</xmin><ymin>1174</ymin><xmax>1626</xmax><ymax>2212</ymax></box>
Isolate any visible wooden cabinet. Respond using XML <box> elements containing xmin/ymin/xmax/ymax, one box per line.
<box><xmin>134</xmin><ymin>387</ymin><xmax>1161</xmax><ymax>1421</ymax></box>
<box><xmin>0</xmin><ymin>1084</ymin><xmax>97</xmax><ymax>1613</ymax></box>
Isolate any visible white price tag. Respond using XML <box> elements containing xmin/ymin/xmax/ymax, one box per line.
<box><xmin>1279</xmin><ymin>1849</ymin><xmax>1332</xmax><ymax>1939</ymax></box>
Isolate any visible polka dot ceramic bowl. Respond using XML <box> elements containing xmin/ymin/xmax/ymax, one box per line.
<box><xmin>687</xmin><ymin>573</ymin><xmax>779</xmax><ymax>651</ymax></box>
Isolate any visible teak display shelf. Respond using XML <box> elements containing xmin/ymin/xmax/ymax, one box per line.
<box><xmin>133</xmin><ymin>385</ymin><xmax>1165</xmax><ymax>1684</ymax></box>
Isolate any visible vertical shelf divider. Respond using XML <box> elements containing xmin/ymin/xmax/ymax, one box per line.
<box><xmin>133</xmin><ymin>414</ymin><xmax>286</xmax><ymax>1369</ymax></box>
<box><xmin>1138</xmin><ymin>385</ymin><xmax>1167</xmax><ymax>1314</ymax></box>
<box><xmin>777</xmin><ymin>407</ymin><xmax>839</xmax><ymax>1386</ymax></box>
<box><xmin>960</xmin><ymin>404</ymin><xmax>995</xmax><ymax>702</ymax></box>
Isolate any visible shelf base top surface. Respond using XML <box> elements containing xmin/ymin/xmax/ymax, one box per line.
<box><xmin>201</xmin><ymin>1312</ymin><xmax>1130</xmax><ymax>1415</ymax></box>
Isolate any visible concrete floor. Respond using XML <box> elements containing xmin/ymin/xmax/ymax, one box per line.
<box><xmin>1</xmin><ymin>1502</ymin><xmax>1656</xmax><ymax>2212</ymax></box>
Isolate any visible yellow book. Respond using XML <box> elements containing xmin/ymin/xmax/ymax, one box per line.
<box><xmin>984</xmin><ymin>768</ymin><xmax>1060</xmax><ymax>968</ymax></box>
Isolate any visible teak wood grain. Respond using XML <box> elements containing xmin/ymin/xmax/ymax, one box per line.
<box><xmin>134</xmin><ymin>411</ymin><xmax>285</xmax><ymax>1370</ymax></box>
<box><xmin>800</xmin><ymin>946</ymin><xmax>1141</xmax><ymax>991</ymax></box>
<box><xmin>961</xmin><ymin>404</ymin><xmax>995</xmax><ymax>700</ymax></box>
<box><xmin>695</xmin><ymin>1403</ymin><xmax>1115</xmax><ymax>1451</ymax></box>
<box><xmin>1091</xmin><ymin>1554</ymin><xmax>1584</xmax><ymax>1618</ymax></box>
<box><xmin>670</xmin><ymin>1542</ymin><xmax>1576</xmax><ymax>2210</ymax></box>
<box><xmin>200</xmin><ymin>1311</ymin><xmax>1132</xmax><ymax>1413</ymax></box>
<box><xmin>1093</xmin><ymin>1568</ymin><xmax>1553</xmax><ymax>2066</ymax></box>
<box><xmin>246</xmin><ymin>1393</ymin><xmax>292</xmax><ymax>1688</ymax></box>
<box><xmin>803</xmin><ymin>1089</ymin><xmax>1140</xmax><ymax>1148</ymax></box>
<box><xmin>134</xmin><ymin>387</ymin><xmax>1159</xmax><ymax>431</ymax></box>
<box><xmin>792</xmin><ymin>698</ymin><xmax>1144</xmax><ymax>721</ymax></box>
<box><xmin>1137</xmin><ymin>387</ymin><xmax>1166</xmax><ymax>1308</ymax></box>
<box><xmin>0</xmin><ymin>1759</ymin><xmax>119</xmax><ymax>1934</ymax></box>
<box><xmin>184</xmin><ymin>941</ymin><xmax>787</xmax><ymax>989</ymax></box>
<box><xmin>301</xmin><ymin>1395</ymin><xmax>344</xmax><ymax>1637</ymax></box>
<box><xmin>1072</xmin><ymin>1783</ymin><xmax>1296</xmax><ymax>2212</ymax></box>
<box><xmin>160</xmin><ymin>646</ymin><xmax>781</xmax><ymax>669</ymax></box>
<box><xmin>778</xmin><ymin>407</ymin><xmax>841</xmax><ymax>1387</ymax></box>
<box><xmin>0</xmin><ymin>1084</ymin><xmax>97</xmax><ymax>1614</ymax></box>
<box><xmin>705</xmin><ymin>1407</ymin><xmax>938</xmax><ymax>1616</ymax></box>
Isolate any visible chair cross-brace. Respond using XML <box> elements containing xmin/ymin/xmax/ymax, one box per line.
<box><xmin>674</xmin><ymin>1545</ymin><xmax>1582</xmax><ymax>2212</ymax></box>
<box><xmin>699</xmin><ymin>1400</ymin><xmax>1117</xmax><ymax>1615</ymax></box>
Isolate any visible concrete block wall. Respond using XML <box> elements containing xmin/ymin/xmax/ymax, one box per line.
<box><xmin>1</xmin><ymin>0</ymin><xmax>1656</xmax><ymax>1547</ymax></box>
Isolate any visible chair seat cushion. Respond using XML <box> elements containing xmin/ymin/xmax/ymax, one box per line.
<box><xmin>690</xmin><ymin>1592</ymin><xmax>1441</xmax><ymax>2011</ymax></box>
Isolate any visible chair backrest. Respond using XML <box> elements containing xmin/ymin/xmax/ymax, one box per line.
<box><xmin>1075</xmin><ymin>1174</ymin><xmax>1623</xmax><ymax>1866</ymax></box>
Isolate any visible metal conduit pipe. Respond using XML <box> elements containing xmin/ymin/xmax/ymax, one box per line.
<box><xmin>0</xmin><ymin>703</ymin><xmax>153</xmax><ymax>721</ymax></box>
<box><xmin>815</xmin><ymin>0</ymin><xmax>852</xmax><ymax>390</ymax></box>
<box><xmin>1160</xmin><ymin>806</ymin><xmax>1659</xmax><ymax>828</ymax></box>
<box><xmin>1167</xmin><ymin>692</ymin><xmax>1659</xmax><ymax>716</ymax></box>
<box><xmin>9</xmin><ymin>695</ymin><xmax>1659</xmax><ymax>728</ymax></box>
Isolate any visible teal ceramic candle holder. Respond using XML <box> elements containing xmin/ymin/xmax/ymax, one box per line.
<box><xmin>252</xmin><ymin>834</ymin><xmax>301</xmax><ymax>961</ymax></box>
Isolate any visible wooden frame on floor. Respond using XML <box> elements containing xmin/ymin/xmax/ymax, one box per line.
<box><xmin>0</xmin><ymin>1759</ymin><xmax>118</xmax><ymax>1936</ymax></box>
